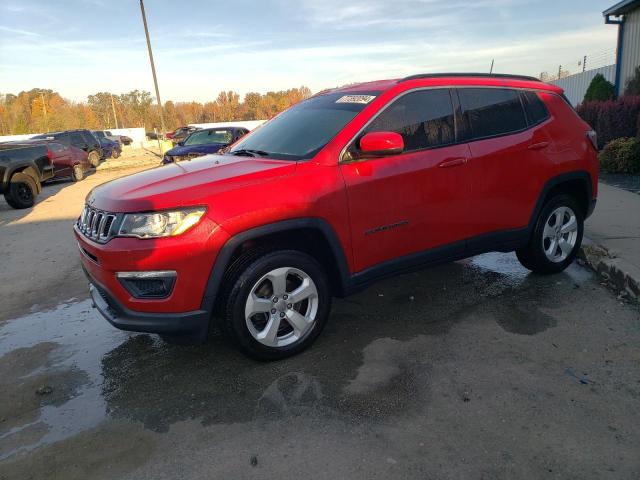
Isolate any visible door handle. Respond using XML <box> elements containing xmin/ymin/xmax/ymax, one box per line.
<box><xmin>438</xmin><ymin>157</ymin><xmax>468</xmax><ymax>168</ymax></box>
<box><xmin>528</xmin><ymin>141</ymin><xmax>549</xmax><ymax>150</ymax></box>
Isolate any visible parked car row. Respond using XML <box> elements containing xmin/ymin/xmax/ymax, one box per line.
<box><xmin>0</xmin><ymin>128</ymin><xmax>128</xmax><ymax>209</ymax></box>
<box><xmin>0</xmin><ymin>138</ymin><xmax>91</xmax><ymax>208</ymax></box>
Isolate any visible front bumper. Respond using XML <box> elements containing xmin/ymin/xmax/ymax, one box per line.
<box><xmin>86</xmin><ymin>268</ymin><xmax>210</xmax><ymax>342</ymax></box>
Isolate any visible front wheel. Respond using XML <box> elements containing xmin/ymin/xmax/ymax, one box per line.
<box><xmin>516</xmin><ymin>194</ymin><xmax>584</xmax><ymax>274</ymax></box>
<box><xmin>220</xmin><ymin>250</ymin><xmax>332</xmax><ymax>360</ymax></box>
<box><xmin>87</xmin><ymin>151</ymin><xmax>100</xmax><ymax>167</ymax></box>
<box><xmin>71</xmin><ymin>164</ymin><xmax>84</xmax><ymax>182</ymax></box>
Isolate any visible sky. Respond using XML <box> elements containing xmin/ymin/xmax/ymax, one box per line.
<box><xmin>0</xmin><ymin>0</ymin><xmax>620</xmax><ymax>103</ymax></box>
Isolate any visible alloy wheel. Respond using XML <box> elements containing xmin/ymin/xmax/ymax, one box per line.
<box><xmin>542</xmin><ymin>206</ymin><xmax>578</xmax><ymax>263</ymax></box>
<box><xmin>244</xmin><ymin>267</ymin><xmax>319</xmax><ymax>348</ymax></box>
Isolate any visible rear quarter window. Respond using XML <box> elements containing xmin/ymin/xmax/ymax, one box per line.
<box><xmin>458</xmin><ymin>88</ymin><xmax>527</xmax><ymax>140</ymax></box>
<box><xmin>521</xmin><ymin>91</ymin><xmax>549</xmax><ymax>125</ymax></box>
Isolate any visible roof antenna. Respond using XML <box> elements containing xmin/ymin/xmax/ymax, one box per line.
<box><xmin>489</xmin><ymin>59</ymin><xmax>494</xmax><ymax>74</ymax></box>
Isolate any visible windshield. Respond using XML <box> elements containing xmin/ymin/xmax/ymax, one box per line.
<box><xmin>229</xmin><ymin>91</ymin><xmax>379</xmax><ymax>160</ymax></box>
<box><xmin>94</xmin><ymin>131</ymin><xmax>105</xmax><ymax>138</ymax></box>
<box><xmin>184</xmin><ymin>129</ymin><xmax>233</xmax><ymax>146</ymax></box>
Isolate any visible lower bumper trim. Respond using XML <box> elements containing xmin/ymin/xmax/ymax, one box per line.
<box><xmin>86</xmin><ymin>271</ymin><xmax>210</xmax><ymax>343</ymax></box>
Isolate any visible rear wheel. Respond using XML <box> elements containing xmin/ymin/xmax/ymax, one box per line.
<box><xmin>516</xmin><ymin>194</ymin><xmax>583</xmax><ymax>274</ymax></box>
<box><xmin>87</xmin><ymin>150</ymin><xmax>100</xmax><ymax>167</ymax></box>
<box><xmin>220</xmin><ymin>249</ymin><xmax>331</xmax><ymax>360</ymax></box>
<box><xmin>4</xmin><ymin>172</ymin><xmax>38</xmax><ymax>209</ymax></box>
<box><xmin>71</xmin><ymin>164</ymin><xmax>84</xmax><ymax>182</ymax></box>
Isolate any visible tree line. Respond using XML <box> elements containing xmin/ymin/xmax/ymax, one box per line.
<box><xmin>0</xmin><ymin>86</ymin><xmax>313</xmax><ymax>135</ymax></box>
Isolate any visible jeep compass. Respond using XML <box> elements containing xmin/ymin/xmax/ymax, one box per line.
<box><xmin>75</xmin><ymin>73</ymin><xmax>598</xmax><ymax>360</ymax></box>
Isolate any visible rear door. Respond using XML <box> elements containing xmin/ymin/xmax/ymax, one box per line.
<box><xmin>457</xmin><ymin>87</ymin><xmax>552</xmax><ymax>239</ymax></box>
<box><xmin>49</xmin><ymin>142</ymin><xmax>72</xmax><ymax>177</ymax></box>
<box><xmin>340</xmin><ymin>88</ymin><xmax>473</xmax><ymax>272</ymax></box>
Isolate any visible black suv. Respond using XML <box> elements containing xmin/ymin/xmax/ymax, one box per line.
<box><xmin>32</xmin><ymin>129</ymin><xmax>102</xmax><ymax>167</ymax></box>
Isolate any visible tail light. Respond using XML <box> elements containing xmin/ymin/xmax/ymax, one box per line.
<box><xmin>587</xmin><ymin>130</ymin><xmax>598</xmax><ymax>151</ymax></box>
<box><xmin>47</xmin><ymin>149</ymin><xmax>53</xmax><ymax>162</ymax></box>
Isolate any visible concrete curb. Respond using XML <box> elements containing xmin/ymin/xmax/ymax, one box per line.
<box><xmin>579</xmin><ymin>237</ymin><xmax>639</xmax><ymax>303</ymax></box>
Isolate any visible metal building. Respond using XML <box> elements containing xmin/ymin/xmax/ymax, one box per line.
<box><xmin>604</xmin><ymin>0</ymin><xmax>640</xmax><ymax>95</ymax></box>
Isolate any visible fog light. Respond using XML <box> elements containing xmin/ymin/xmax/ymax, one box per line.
<box><xmin>116</xmin><ymin>271</ymin><xmax>177</xmax><ymax>299</ymax></box>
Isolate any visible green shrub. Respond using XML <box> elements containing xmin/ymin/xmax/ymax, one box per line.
<box><xmin>625</xmin><ymin>66</ymin><xmax>640</xmax><ymax>96</ymax></box>
<box><xmin>599</xmin><ymin>137</ymin><xmax>640</xmax><ymax>174</ymax></box>
<box><xmin>584</xmin><ymin>74</ymin><xmax>615</xmax><ymax>102</ymax></box>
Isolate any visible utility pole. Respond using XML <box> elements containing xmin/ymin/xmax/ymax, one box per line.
<box><xmin>40</xmin><ymin>91</ymin><xmax>48</xmax><ymax>132</ymax></box>
<box><xmin>558</xmin><ymin>65</ymin><xmax>562</xmax><ymax>80</ymax></box>
<box><xmin>489</xmin><ymin>59</ymin><xmax>494</xmax><ymax>74</ymax></box>
<box><xmin>139</xmin><ymin>0</ymin><xmax>165</xmax><ymax>149</ymax></box>
<box><xmin>583</xmin><ymin>55</ymin><xmax>587</xmax><ymax>72</ymax></box>
<box><xmin>110</xmin><ymin>93</ymin><xmax>119</xmax><ymax>129</ymax></box>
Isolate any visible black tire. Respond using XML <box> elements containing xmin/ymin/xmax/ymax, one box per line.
<box><xmin>88</xmin><ymin>150</ymin><xmax>100</xmax><ymax>167</ymax></box>
<box><xmin>71</xmin><ymin>164</ymin><xmax>84</xmax><ymax>182</ymax></box>
<box><xmin>516</xmin><ymin>194</ymin><xmax>584</xmax><ymax>274</ymax></box>
<box><xmin>3</xmin><ymin>172</ymin><xmax>38</xmax><ymax>209</ymax></box>
<box><xmin>219</xmin><ymin>249</ymin><xmax>332</xmax><ymax>360</ymax></box>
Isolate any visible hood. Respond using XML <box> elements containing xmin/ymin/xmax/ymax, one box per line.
<box><xmin>166</xmin><ymin>143</ymin><xmax>226</xmax><ymax>156</ymax></box>
<box><xmin>87</xmin><ymin>154</ymin><xmax>296</xmax><ymax>212</ymax></box>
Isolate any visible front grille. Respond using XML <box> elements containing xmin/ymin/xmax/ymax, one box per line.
<box><xmin>78</xmin><ymin>205</ymin><xmax>117</xmax><ymax>243</ymax></box>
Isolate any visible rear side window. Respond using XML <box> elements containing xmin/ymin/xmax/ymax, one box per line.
<box><xmin>458</xmin><ymin>88</ymin><xmax>526</xmax><ymax>140</ymax></box>
<box><xmin>365</xmin><ymin>89</ymin><xmax>455</xmax><ymax>151</ymax></box>
<box><xmin>521</xmin><ymin>91</ymin><xmax>549</xmax><ymax>125</ymax></box>
<box><xmin>70</xmin><ymin>133</ymin><xmax>85</xmax><ymax>146</ymax></box>
<box><xmin>50</xmin><ymin>142</ymin><xmax>65</xmax><ymax>153</ymax></box>
<box><xmin>55</xmin><ymin>133</ymin><xmax>71</xmax><ymax>145</ymax></box>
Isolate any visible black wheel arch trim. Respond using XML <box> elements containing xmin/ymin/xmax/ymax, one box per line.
<box><xmin>527</xmin><ymin>170</ymin><xmax>595</xmax><ymax>227</ymax></box>
<box><xmin>199</xmin><ymin>218</ymin><xmax>352</xmax><ymax>315</ymax></box>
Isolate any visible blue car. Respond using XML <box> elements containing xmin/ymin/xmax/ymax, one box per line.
<box><xmin>162</xmin><ymin>127</ymin><xmax>249</xmax><ymax>164</ymax></box>
<box><xmin>96</xmin><ymin>137</ymin><xmax>122</xmax><ymax>159</ymax></box>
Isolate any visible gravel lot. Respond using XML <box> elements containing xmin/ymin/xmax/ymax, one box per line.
<box><xmin>0</xmin><ymin>158</ymin><xmax>639</xmax><ymax>479</ymax></box>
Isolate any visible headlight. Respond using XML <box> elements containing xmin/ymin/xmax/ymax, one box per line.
<box><xmin>118</xmin><ymin>208</ymin><xmax>206</xmax><ymax>238</ymax></box>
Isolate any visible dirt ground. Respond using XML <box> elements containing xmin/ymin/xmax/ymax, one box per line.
<box><xmin>0</xmin><ymin>155</ymin><xmax>639</xmax><ymax>479</ymax></box>
<box><xmin>0</xmin><ymin>149</ymin><xmax>159</xmax><ymax>322</ymax></box>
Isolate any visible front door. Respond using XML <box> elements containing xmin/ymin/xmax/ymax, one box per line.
<box><xmin>340</xmin><ymin>88</ymin><xmax>473</xmax><ymax>273</ymax></box>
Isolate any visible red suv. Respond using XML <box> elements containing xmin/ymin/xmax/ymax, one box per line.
<box><xmin>75</xmin><ymin>73</ymin><xmax>598</xmax><ymax>360</ymax></box>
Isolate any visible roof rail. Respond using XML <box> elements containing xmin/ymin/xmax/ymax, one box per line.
<box><xmin>399</xmin><ymin>73</ymin><xmax>541</xmax><ymax>83</ymax></box>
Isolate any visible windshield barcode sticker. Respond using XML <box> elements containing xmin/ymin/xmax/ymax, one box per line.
<box><xmin>335</xmin><ymin>95</ymin><xmax>376</xmax><ymax>104</ymax></box>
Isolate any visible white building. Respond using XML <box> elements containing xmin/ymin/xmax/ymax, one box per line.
<box><xmin>604</xmin><ymin>0</ymin><xmax>640</xmax><ymax>95</ymax></box>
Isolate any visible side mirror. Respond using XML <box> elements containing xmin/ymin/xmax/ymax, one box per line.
<box><xmin>359</xmin><ymin>131</ymin><xmax>404</xmax><ymax>156</ymax></box>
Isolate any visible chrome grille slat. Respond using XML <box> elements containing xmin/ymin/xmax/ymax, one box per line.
<box><xmin>77</xmin><ymin>205</ymin><xmax>117</xmax><ymax>243</ymax></box>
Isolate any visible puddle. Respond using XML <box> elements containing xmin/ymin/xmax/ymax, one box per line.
<box><xmin>0</xmin><ymin>299</ymin><xmax>131</xmax><ymax>460</ymax></box>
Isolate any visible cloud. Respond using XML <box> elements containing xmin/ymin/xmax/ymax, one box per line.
<box><xmin>0</xmin><ymin>25</ymin><xmax>41</xmax><ymax>36</ymax></box>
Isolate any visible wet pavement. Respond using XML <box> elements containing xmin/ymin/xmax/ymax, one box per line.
<box><xmin>1</xmin><ymin>253</ymin><xmax>639</xmax><ymax>479</ymax></box>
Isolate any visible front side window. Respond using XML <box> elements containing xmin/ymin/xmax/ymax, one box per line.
<box><xmin>229</xmin><ymin>91</ymin><xmax>379</xmax><ymax>160</ymax></box>
<box><xmin>363</xmin><ymin>89</ymin><xmax>455</xmax><ymax>152</ymax></box>
<box><xmin>458</xmin><ymin>88</ymin><xmax>526</xmax><ymax>139</ymax></box>
<box><xmin>81</xmin><ymin>131</ymin><xmax>98</xmax><ymax>145</ymax></box>
<box><xmin>184</xmin><ymin>129</ymin><xmax>233</xmax><ymax>145</ymax></box>
<box><xmin>94</xmin><ymin>131</ymin><xmax>106</xmax><ymax>138</ymax></box>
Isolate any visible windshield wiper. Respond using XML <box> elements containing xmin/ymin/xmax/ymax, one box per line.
<box><xmin>229</xmin><ymin>149</ymin><xmax>269</xmax><ymax>157</ymax></box>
